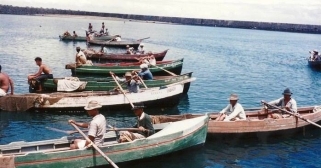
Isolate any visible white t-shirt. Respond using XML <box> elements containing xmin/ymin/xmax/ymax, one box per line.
<box><xmin>220</xmin><ymin>103</ymin><xmax>246</xmax><ymax>121</ymax></box>
<box><xmin>88</xmin><ymin>114</ymin><xmax>106</xmax><ymax>146</ymax></box>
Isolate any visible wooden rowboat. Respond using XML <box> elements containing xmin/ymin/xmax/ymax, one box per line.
<box><xmin>0</xmin><ymin>115</ymin><xmax>209</xmax><ymax>168</ymax></box>
<box><xmin>0</xmin><ymin>84</ymin><xmax>184</xmax><ymax>112</ymax></box>
<box><xmin>151</xmin><ymin>106</ymin><xmax>321</xmax><ymax>137</ymax></box>
<box><xmin>72</xmin><ymin>58</ymin><xmax>184</xmax><ymax>77</ymax></box>
<box><xmin>88</xmin><ymin>40</ymin><xmax>141</xmax><ymax>49</ymax></box>
<box><xmin>59</xmin><ymin>35</ymin><xmax>116</xmax><ymax>41</ymax></box>
<box><xmin>84</xmin><ymin>49</ymin><xmax>168</xmax><ymax>62</ymax></box>
<box><xmin>39</xmin><ymin>72</ymin><xmax>195</xmax><ymax>94</ymax></box>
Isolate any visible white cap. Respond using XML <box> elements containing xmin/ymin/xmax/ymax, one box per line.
<box><xmin>140</xmin><ymin>64</ymin><xmax>148</xmax><ymax>69</ymax></box>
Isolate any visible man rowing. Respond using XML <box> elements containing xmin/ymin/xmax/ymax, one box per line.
<box><xmin>136</xmin><ymin>64</ymin><xmax>153</xmax><ymax>80</ymax></box>
<box><xmin>0</xmin><ymin>65</ymin><xmax>14</xmax><ymax>96</ymax></box>
<box><xmin>69</xmin><ymin>100</ymin><xmax>106</xmax><ymax>149</ymax></box>
<box><xmin>215</xmin><ymin>94</ymin><xmax>246</xmax><ymax>121</ymax></box>
<box><xmin>112</xmin><ymin>72</ymin><xmax>141</xmax><ymax>93</ymax></box>
<box><xmin>266</xmin><ymin>88</ymin><xmax>297</xmax><ymax>119</ymax></box>
<box><xmin>126</xmin><ymin>45</ymin><xmax>133</xmax><ymax>55</ymax></box>
<box><xmin>118</xmin><ymin>103</ymin><xmax>154</xmax><ymax>143</ymax></box>
<box><xmin>27</xmin><ymin>57</ymin><xmax>53</xmax><ymax>92</ymax></box>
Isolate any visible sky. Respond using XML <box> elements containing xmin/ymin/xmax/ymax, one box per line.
<box><xmin>2</xmin><ymin>0</ymin><xmax>321</xmax><ymax>24</ymax></box>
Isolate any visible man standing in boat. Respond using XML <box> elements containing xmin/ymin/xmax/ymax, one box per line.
<box><xmin>100</xmin><ymin>22</ymin><xmax>105</xmax><ymax>34</ymax></box>
<box><xmin>135</xmin><ymin>64</ymin><xmax>153</xmax><ymax>80</ymax></box>
<box><xmin>267</xmin><ymin>88</ymin><xmax>297</xmax><ymax>118</ymax></box>
<box><xmin>69</xmin><ymin>100</ymin><xmax>106</xmax><ymax>149</ymax></box>
<box><xmin>111</xmin><ymin>72</ymin><xmax>141</xmax><ymax>93</ymax></box>
<box><xmin>75</xmin><ymin>47</ymin><xmax>87</xmax><ymax>67</ymax></box>
<box><xmin>118</xmin><ymin>103</ymin><xmax>154</xmax><ymax>142</ymax></box>
<box><xmin>88</xmin><ymin>23</ymin><xmax>93</xmax><ymax>32</ymax></box>
<box><xmin>138</xmin><ymin>44</ymin><xmax>145</xmax><ymax>54</ymax></box>
<box><xmin>27</xmin><ymin>57</ymin><xmax>53</xmax><ymax>92</ymax></box>
<box><xmin>0</xmin><ymin>65</ymin><xmax>14</xmax><ymax>96</ymax></box>
<box><xmin>72</xmin><ymin>31</ymin><xmax>78</xmax><ymax>37</ymax></box>
<box><xmin>215</xmin><ymin>94</ymin><xmax>246</xmax><ymax>121</ymax></box>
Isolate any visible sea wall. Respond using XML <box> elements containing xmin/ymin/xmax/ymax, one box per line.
<box><xmin>1</xmin><ymin>4</ymin><xmax>321</xmax><ymax>34</ymax></box>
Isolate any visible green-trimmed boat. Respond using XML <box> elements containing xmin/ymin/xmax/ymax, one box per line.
<box><xmin>39</xmin><ymin>72</ymin><xmax>194</xmax><ymax>94</ymax></box>
<box><xmin>0</xmin><ymin>116</ymin><xmax>209</xmax><ymax>168</ymax></box>
<box><xmin>73</xmin><ymin>58</ymin><xmax>184</xmax><ymax>77</ymax></box>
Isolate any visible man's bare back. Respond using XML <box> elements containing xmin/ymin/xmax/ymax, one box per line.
<box><xmin>0</xmin><ymin>72</ymin><xmax>14</xmax><ymax>94</ymax></box>
<box><xmin>40</xmin><ymin>64</ymin><xmax>52</xmax><ymax>74</ymax></box>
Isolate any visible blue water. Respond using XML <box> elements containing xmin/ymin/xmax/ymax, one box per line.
<box><xmin>0</xmin><ymin>14</ymin><xmax>321</xmax><ymax>168</ymax></box>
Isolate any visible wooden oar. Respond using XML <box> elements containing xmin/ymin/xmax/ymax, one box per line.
<box><xmin>134</xmin><ymin>72</ymin><xmax>148</xmax><ymax>88</ymax></box>
<box><xmin>137</xmin><ymin>37</ymin><xmax>150</xmax><ymax>41</ymax></box>
<box><xmin>70</xmin><ymin>123</ymin><xmax>119</xmax><ymax>168</ymax></box>
<box><xmin>110</xmin><ymin>72</ymin><xmax>135</xmax><ymax>108</ymax></box>
<box><xmin>151</xmin><ymin>64</ymin><xmax>177</xmax><ymax>76</ymax></box>
<box><xmin>261</xmin><ymin>101</ymin><xmax>321</xmax><ymax>129</ymax></box>
<box><xmin>46</xmin><ymin>126</ymin><xmax>140</xmax><ymax>135</ymax></box>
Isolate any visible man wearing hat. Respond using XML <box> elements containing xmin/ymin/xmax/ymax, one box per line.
<box><xmin>268</xmin><ymin>88</ymin><xmax>297</xmax><ymax>118</ymax></box>
<box><xmin>118</xmin><ymin>103</ymin><xmax>154</xmax><ymax>143</ymax></box>
<box><xmin>215</xmin><ymin>94</ymin><xmax>246</xmax><ymax>121</ymax></box>
<box><xmin>112</xmin><ymin>71</ymin><xmax>141</xmax><ymax>93</ymax></box>
<box><xmin>138</xmin><ymin>44</ymin><xmax>145</xmax><ymax>54</ymax></box>
<box><xmin>68</xmin><ymin>100</ymin><xmax>106</xmax><ymax>149</ymax></box>
<box><xmin>134</xmin><ymin>64</ymin><xmax>153</xmax><ymax>80</ymax></box>
<box><xmin>75</xmin><ymin>46</ymin><xmax>87</xmax><ymax>67</ymax></box>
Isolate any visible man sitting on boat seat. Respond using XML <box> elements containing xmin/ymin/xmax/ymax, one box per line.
<box><xmin>0</xmin><ymin>65</ymin><xmax>14</xmax><ymax>96</ymax></box>
<box><xmin>126</xmin><ymin>45</ymin><xmax>133</xmax><ymax>55</ymax></box>
<box><xmin>267</xmin><ymin>88</ymin><xmax>297</xmax><ymax>119</ymax></box>
<box><xmin>104</xmin><ymin>29</ymin><xmax>109</xmax><ymax>36</ymax></box>
<box><xmin>118</xmin><ymin>104</ymin><xmax>154</xmax><ymax>143</ymax></box>
<box><xmin>215</xmin><ymin>94</ymin><xmax>246</xmax><ymax>121</ymax></box>
<box><xmin>72</xmin><ymin>31</ymin><xmax>78</xmax><ymax>37</ymax></box>
<box><xmin>63</xmin><ymin>31</ymin><xmax>71</xmax><ymax>37</ymax></box>
<box><xmin>138</xmin><ymin>44</ymin><xmax>145</xmax><ymax>54</ymax></box>
<box><xmin>75</xmin><ymin>47</ymin><xmax>87</xmax><ymax>67</ymax></box>
<box><xmin>27</xmin><ymin>57</ymin><xmax>53</xmax><ymax>92</ymax></box>
<box><xmin>113</xmin><ymin>72</ymin><xmax>141</xmax><ymax>93</ymax></box>
<box><xmin>135</xmin><ymin>64</ymin><xmax>153</xmax><ymax>80</ymax></box>
<box><xmin>69</xmin><ymin>100</ymin><xmax>106</xmax><ymax>149</ymax></box>
<box><xmin>309</xmin><ymin>50</ymin><xmax>319</xmax><ymax>61</ymax></box>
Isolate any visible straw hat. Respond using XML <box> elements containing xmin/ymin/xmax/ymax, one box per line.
<box><xmin>228</xmin><ymin>94</ymin><xmax>239</xmax><ymax>101</ymax></box>
<box><xmin>84</xmin><ymin>100</ymin><xmax>102</xmax><ymax>110</ymax></box>
<box><xmin>124</xmin><ymin>72</ymin><xmax>132</xmax><ymax>77</ymax></box>
<box><xmin>282</xmin><ymin>88</ymin><xmax>292</xmax><ymax>96</ymax></box>
<box><xmin>132</xmin><ymin>102</ymin><xmax>145</xmax><ymax>110</ymax></box>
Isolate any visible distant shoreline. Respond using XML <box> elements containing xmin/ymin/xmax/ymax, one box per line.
<box><xmin>36</xmin><ymin>14</ymin><xmax>176</xmax><ymax>25</ymax></box>
<box><xmin>1</xmin><ymin>4</ymin><xmax>321</xmax><ymax>34</ymax></box>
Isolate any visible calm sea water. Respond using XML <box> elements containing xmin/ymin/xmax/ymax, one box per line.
<box><xmin>0</xmin><ymin>14</ymin><xmax>321</xmax><ymax>168</ymax></box>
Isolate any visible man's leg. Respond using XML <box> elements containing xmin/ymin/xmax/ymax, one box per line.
<box><xmin>215</xmin><ymin>114</ymin><xmax>226</xmax><ymax>121</ymax></box>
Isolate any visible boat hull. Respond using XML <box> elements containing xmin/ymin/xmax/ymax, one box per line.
<box><xmin>0</xmin><ymin>84</ymin><xmax>184</xmax><ymax>112</ymax></box>
<box><xmin>73</xmin><ymin>58</ymin><xmax>184</xmax><ymax>77</ymax></box>
<box><xmin>88</xmin><ymin>40</ymin><xmax>140</xmax><ymax>49</ymax></box>
<box><xmin>59</xmin><ymin>35</ymin><xmax>116</xmax><ymax>41</ymax></box>
<box><xmin>308</xmin><ymin>60</ymin><xmax>321</xmax><ymax>70</ymax></box>
<box><xmin>40</xmin><ymin>73</ymin><xmax>194</xmax><ymax>94</ymax></box>
<box><xmin>86</xmin><ymin>50</ymin><xmax>168</xmax><ymax>63</ymax></box>
<box><xmin>1</xmin><ymin>116</ymin><xmax>209</xmax><ymax>168</ymax></box>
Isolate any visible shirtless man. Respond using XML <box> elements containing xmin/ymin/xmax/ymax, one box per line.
<box><xmin>75</xmin><ymin>47</ymin><xmax>87</xmax><ymax>66</ymax></box>
<box><xmin>0</xmin><ymin>65</ymin><xmax>14</xmax><ymax>96</ymax></box>
<box><xmin>27</xmin><ymin>57</ymin><xmax>53</xmax><ymax>92</ymax></box>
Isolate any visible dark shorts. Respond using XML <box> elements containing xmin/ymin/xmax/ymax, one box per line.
<box><xmin>36</xmin><ymin>74</ymin><xmax>53</xmax><ymax>83</ymax></box>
